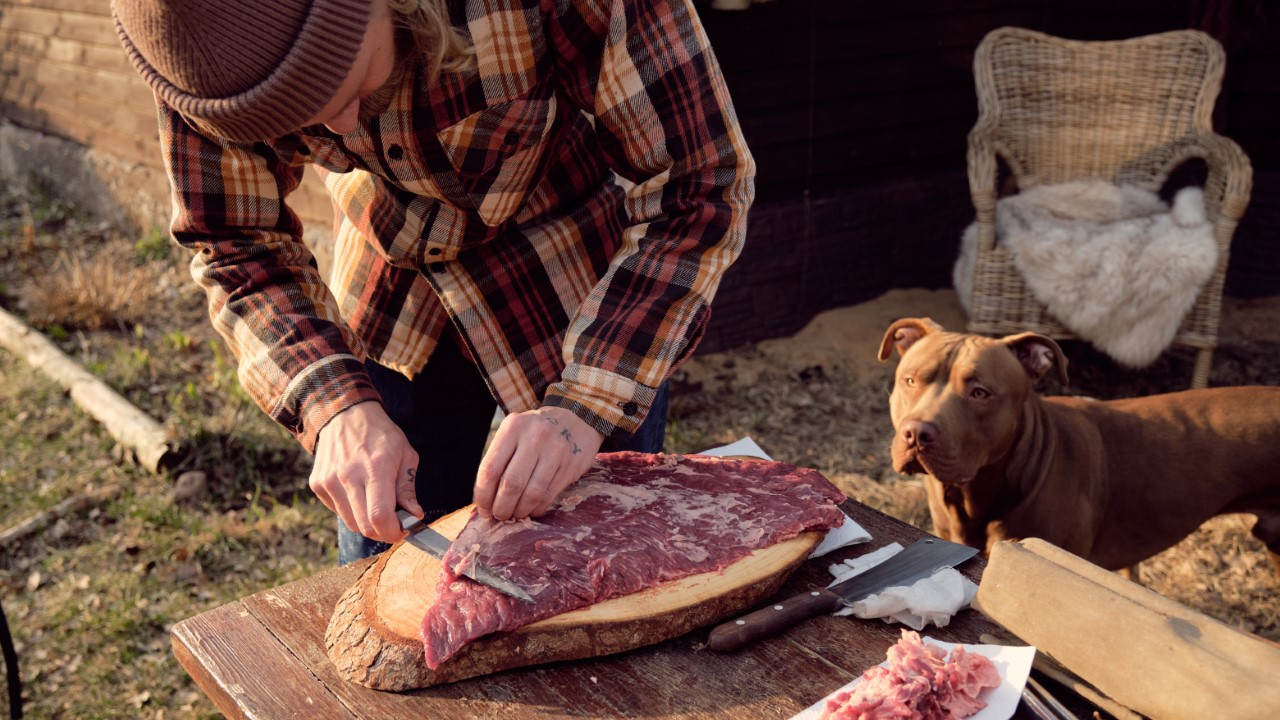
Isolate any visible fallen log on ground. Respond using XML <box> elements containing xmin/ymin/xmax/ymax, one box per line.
<box><xmin>0</xmin><ymin>484</ymin><xmax>123</xmax><ymax>550</ymax></box>
<box><xmin>0</xmin><ymin>306</ymin><xmax>178</xmax><ymax>473</ymax></box>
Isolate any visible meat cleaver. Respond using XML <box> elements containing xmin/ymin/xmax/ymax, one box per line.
<box><xmin>707</xmin><ymin>537</ymin><xmax>978</xmax><ymax>651</ymax></box>
<box><xmin>396</xmin><ymin>509</ymin><xmax>534</xmax><ymax>602</ymax></box>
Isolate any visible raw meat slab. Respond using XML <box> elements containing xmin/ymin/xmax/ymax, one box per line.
<box><xmin>326</xmin><ymin>504</ymin><xmax>823</xmax><ymax>689</ymax></box>
<box><xmin>327</xmin><ymin>452</ymin><xmax>845</xmax><ymax>689</ymax></box>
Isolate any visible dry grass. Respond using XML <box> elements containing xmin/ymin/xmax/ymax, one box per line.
<box><xmin>1</xmin><ymin>189</ymin><xmax>330</xmax><ymax>719</ymax></box>
<box><xmin>23</xmin><ymin>245</ymin><xmax>165</xmax><ymax>332</ymax></box>
<box><xmin>669</xmin><ymin>307</ymin><xmax>1280</xmax><ymax>643</ymax></box>
<box><xmin>1</xmin><ymin>188</ymin><xmax>1277</xmax><ymax>719</ymax></box>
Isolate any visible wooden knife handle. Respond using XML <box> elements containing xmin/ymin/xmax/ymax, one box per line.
<box><xmin>707</xmin><ymin>588</ymin><xmax>844</xmax><ymax>652</ymax></box>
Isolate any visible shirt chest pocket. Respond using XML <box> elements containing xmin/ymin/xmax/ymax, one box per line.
<box><xmin>436</xmin><ymin>93</ymin><xmax>557</xmax><ymax>227</ymax></box>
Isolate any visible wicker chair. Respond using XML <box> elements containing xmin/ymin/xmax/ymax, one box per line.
<box><xmin>965</xmin><ymin>27</ymin><xmax>1252</xmax><ymax>388</ymax></box>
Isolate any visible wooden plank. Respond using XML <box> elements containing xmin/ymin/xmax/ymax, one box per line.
<box><xmin>248</xmin><ymin>538</ymin><xmax>853</xmax><ymax>717</ymax></box>
<box><xmin>0</xmin><ymin>48</ymin><xmax>155</xmax><ymax>107</ymax></box>
<box><xmin>0</xmin><ymin>55</ymin><xmax>159</xmax><ymax>147</ymax></box>
<box><xmin>182</xmin><ymin>499</ymin><xmax>991</xmax><ymax>719</ymax></box>
<box><xmin>1</xmin><ymin>5</ymin><xmax>120</xmax><ymax>47</ymax></box>
<box><xmin>0</xmin><ymin>81</ymin><xmax>158</xmax><ymax>144</ymax></box>
<box><xmin>171</xmin><ymin>600</ymin><xmax>358</xmax><ymax>720</ymax></box>
<box><xmin>7</xmin><ymin>0</ymin><xmax>110</xmax><ymax>16</ymax></box>
<box><xmin>0</xmin><ymin>86</ymin><xmax>158</xmax><ymax>143</ymax></box>
<box><xmin>3</xmin><ymin>27</ymin><xmax>136</xmax><ymax>73</ymax></box>
<box><xmin>727</xmin><ymin>51</ymin><xmax>977</xmax><ymax>113</ymax></box>
<box><xmin>1</xmin><ymin>79</ymin><xmax>157</xmax><ymax>139</ymax></box>
<box><xmin>737</xmin><ymin>85</ymin><xmax>975</xmax><ymax>142</ymax></box>
<box><xmin>0</xmin><ymin>100</ymin><xmax>160</xmax><ymax>168</ymax></box>
<box><xmin>236</xmin><ymin>563</ymin><xmax>440</xmax><ymax>719</ymax></box>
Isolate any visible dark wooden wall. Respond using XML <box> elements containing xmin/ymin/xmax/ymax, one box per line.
<box><xmin>695</xmin><ymin>0</ymin><xmax>1280</xmax><ymax>352</ymax></box>
<box><xmin>0</xmin><ymin>0</ymin><xmax>1275</xmax><ymax>354</ymax></box>
<box><xmin>1043</xmin><ymin>0</ymin><xmax>1280</xmax><ymax>300</ymax></box>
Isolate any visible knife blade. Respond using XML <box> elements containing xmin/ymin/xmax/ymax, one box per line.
<box><xmin>396</xmin><ymin>510</ymin><xmax>534</xmax><ymax>602</ymax></box>
<box><xmin>707</xmin><ymin>537</ymin><xmax>978</xmax><ymax>652</ymax></box>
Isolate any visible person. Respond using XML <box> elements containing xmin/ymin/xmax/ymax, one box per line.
<box><xmin>110</xmin><ymin>0</ymin><xmax>755</xmax><ymax>564</ymax></box>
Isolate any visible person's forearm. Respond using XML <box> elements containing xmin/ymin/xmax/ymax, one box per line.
<box><xmin>161</xmin><ymin>101</ymin><xmax>380</xmax><ymax>451</ymax></box>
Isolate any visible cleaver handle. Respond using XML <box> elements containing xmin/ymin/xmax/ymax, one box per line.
<box><xmin>707</xmin><ymin>588</ymin><xmax>844</xmax><ymax>652</ymax></box>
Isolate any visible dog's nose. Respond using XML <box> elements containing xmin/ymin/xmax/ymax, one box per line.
<box><xmin>901</xmin><ymin>420</ymin><xmax>939</xmax><ymax>450</ymax></box>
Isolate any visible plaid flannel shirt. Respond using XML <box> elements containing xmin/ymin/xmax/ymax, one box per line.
<box><xmin>159</xmin><ymin>0</ymin><xmax>755</xmax><ymax>452</ymax></box>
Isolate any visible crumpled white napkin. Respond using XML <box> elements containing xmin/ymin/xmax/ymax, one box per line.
<box><xmin>828</xmin><ymin>542</ymin><xmax>978</xmax><ymax>630</ymax></box>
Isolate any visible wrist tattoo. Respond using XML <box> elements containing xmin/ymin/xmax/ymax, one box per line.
<box><xmin>541</xmin><ymin>415</ymin><xmax>581</xmax><ymax>455</ymax></box>
<box><xmin>560</xmin><ymin>428</ymin><xmax>581</xmax><ymax>455</ymax></box>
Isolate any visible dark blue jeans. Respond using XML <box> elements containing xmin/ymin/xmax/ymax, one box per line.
<box><xmin>337</xmin><ymin>334</ymin><xmax>670</xmax><ymax>564</ymax></box>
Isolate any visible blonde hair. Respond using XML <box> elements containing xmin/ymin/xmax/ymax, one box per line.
<box><xmin>388</xmin><ymin>0</ymin><xmax>475</xmax><ymax>85</ymax></box>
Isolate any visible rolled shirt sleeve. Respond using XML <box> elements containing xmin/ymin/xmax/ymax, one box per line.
<box><xmin>160</xmin><ymin>104</ymin><xmax>382</xmax><ymax>452</ymax></box>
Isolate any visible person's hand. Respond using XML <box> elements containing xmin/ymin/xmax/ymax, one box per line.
<box><xmin>474</xmin><ymin>406</ymin><xmax>605</xmax><ymax>521</ymax></box>
<box><xmin>309</xmin><ymin>401</ymin><xmax>421</xmax><ymax>543</ymax></box>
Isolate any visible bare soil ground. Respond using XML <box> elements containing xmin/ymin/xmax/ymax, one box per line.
<box><xmin>670</xmin><ymin>287</ymin><xmax>1280</xmax><ymax>641</ymax></box>
<box><xmin>1</xmin><ymin>187</ymin><xmax>1277</xmax><ymax>717</ymax></box>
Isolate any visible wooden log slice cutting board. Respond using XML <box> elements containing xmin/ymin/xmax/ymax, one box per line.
<box><xmin>326</xmin><ymin>505</ymin><xmax>823</xmax><ymax>690</ymax></box>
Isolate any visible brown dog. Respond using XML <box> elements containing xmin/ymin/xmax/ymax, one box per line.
<box><xmin>877</xmin><ymin>317</ymin><xmax>1280</xmax><ymax>576</ymax></box>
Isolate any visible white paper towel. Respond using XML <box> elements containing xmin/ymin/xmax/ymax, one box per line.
<box><xmin>828</xmin><ymin>543</ymin><xmax>978</xmax><ymax>630</ymax></box>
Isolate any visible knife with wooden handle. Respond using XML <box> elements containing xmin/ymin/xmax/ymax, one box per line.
<box><xmin>708</xmin><ymin>537</ymin><xmax>978</xmax><ymax>652</ymax></box>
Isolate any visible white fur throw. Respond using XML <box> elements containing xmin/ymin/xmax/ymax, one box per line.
<box><xmin>954</xmin><ymin>180</ymin><xmax>1216</xmax><ymax>368</ymax></box>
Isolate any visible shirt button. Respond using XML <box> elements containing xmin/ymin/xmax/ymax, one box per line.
<box><xmin>429</xmin><ymin>262</ymin><xmax>446</xmax><ymax>274</ymax></box>
<box><xmin>427</xmin><ymin>247</ymin><xmax>442</xmax><ymax>256</ymax></box>
<box><xmin>388</xmin><ymin>144</ymin><xmax>404</xmax><ymax>160</ymax></box>
<box><xmin>621</xmin><ymin>402</ymin><xmax>639</xmax><ymax>416</ymax></box>
<box><xmin>503</xmin><ymin>130</ymin><xmax>520</xmax><ymax>146</ymax></box>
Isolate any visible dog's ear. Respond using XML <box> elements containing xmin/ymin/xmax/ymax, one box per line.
<box><xmin>1002</xmin><ymin>332</ymin><xmax>1069</xmax><ymax>384</ymax></box>
<box><xmin>878</xmin><ymin>318</ymin><xmax>944</xmax><ymax>361</ymax></box>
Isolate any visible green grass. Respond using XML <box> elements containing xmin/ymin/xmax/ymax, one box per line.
<box><xmin>0</xmin><ymin>218</ymin><xmax>706</xmax><ymax>716</ymax></box>
<box><xmin>0</xmin><ymin>216</ymin><xmax>338</xmax><ymax>717</ymax></box>
<box><xmin>0</xmin><ymin>345</ymin><xmax>338</xmax><ymax>719</ymax></box>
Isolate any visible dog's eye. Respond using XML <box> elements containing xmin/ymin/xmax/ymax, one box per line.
<box><xmin>971</xmin><ymin>387</ymin><xmax>991</xmax><ymax>400</ymax></box>
<box><xmin>903</xmin><ymin>376</ymin><xmax>916</xmax><ymax>387</ymax></box>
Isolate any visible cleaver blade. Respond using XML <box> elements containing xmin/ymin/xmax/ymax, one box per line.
<box><xmin>707</xmin><ymin>537</ymin><xmax>978</xmax><ymax>652</ymax></box>
<box><xmin>397</xmin><ymin>510</ymin><xmax>534</xmax><ymax>602</ymax></box>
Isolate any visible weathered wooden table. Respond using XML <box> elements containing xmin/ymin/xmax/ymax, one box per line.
<box><xmin>172</xmin><ymin>500</ymin><xmax>1003</xmax><ymax>719</ymax></box>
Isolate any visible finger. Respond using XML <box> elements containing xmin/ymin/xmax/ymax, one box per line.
<box><xmin>512</xmin><ymin>455</ymin><xmax>559</xmax><ymax>520</ymax></box>
<box><xmin>328</xmin><ymin>483</ymin><xmax>360</xmax><ymax>539</ymax></box>
<box><xmin>489</xmin><ymin>445</ymin><xmax>538</xmax><ymax>522</ymax></box>
<box><xmin>396</xmin><ymin>461</ymin><xmax>423</xmax><ymax>520</ymax></box>
<box><xmin>309</xmin><ymin>473</ymin><xmax>337</xmax><ymax>516</ymax></box>
<box><xmin>365</xmin><ymin>472</ymin><xmax>406</xmax><ymax>543</ymax></box>
<box><xmin>342</xmin><ymin>474</ymin><xmax>375</xmax><ymax>539</ymax></box>
<box><xmin>474</xmin><ymin>423</ymin><xmax>518</xmax><ymax>517</ymax></box>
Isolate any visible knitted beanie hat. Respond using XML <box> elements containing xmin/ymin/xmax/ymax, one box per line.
<box><xmin>111</xmin><ymin>0</ymin><xmax>373</xmax><ymax>143</ymax></box>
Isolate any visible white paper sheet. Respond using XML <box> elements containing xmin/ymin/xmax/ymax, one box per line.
<box><xmin>696</xmin><ymin>436</ymin><xmax>773</xmax><ymax>461</ymax></box>
<box><xmin>789</xmin><ymin>638</ymin><xmax>1037</xmax><ymax>720</ymax></box>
